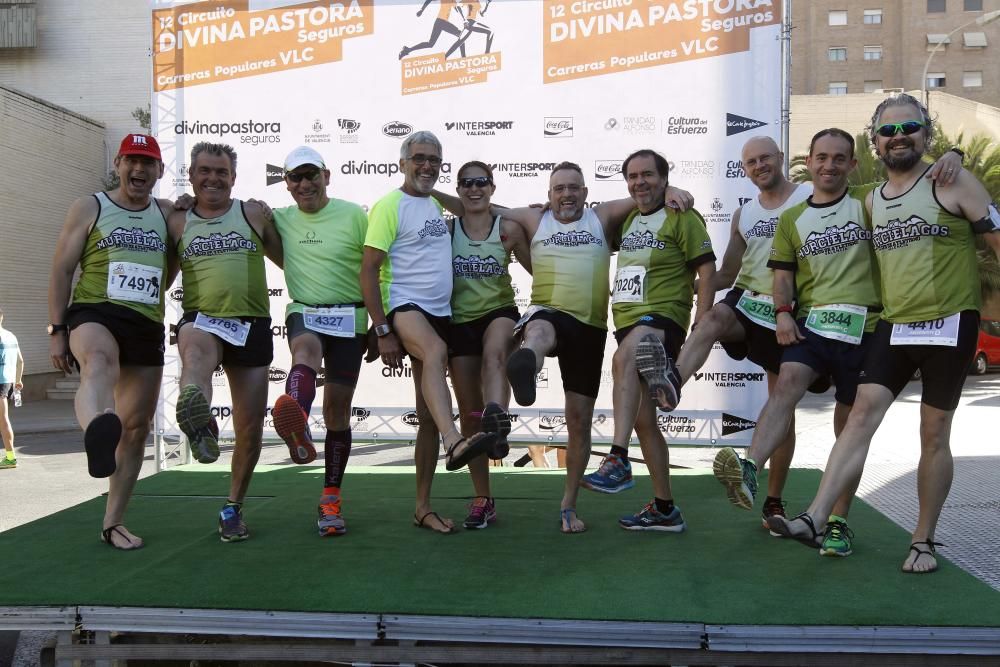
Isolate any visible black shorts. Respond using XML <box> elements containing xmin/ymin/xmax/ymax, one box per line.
<box><xmin>614</xmin><ymin>313</ymin><xmax>686</xmax><ymax>359</ymax></box>
<box><xmin>66</xmin><ymin>302</ymin><xmax>165</xmax><ymax>367</ymax></box>
<box><xmin>525</xmin><ymin>308</ymin><xmax>606</xmax><ymax>399</ymax></box>
<box><xmin>859</xmin><ymin>310</ymin><xmax>979</xmax><ymax>411</ymax></box>
<box><xmin>718</xmin><ymin>288</ymin><xmax>784</xmax><ymax>375</ymax></box>
<box><xmin>388</xmin><ymin>303</ymin><xmax>451</xmax><ymax>356</ymax></box>
<box><xmin>177</xmin><ymin>312</ymin><xmax>273</xmax><ymax>367</ymax></box>
<box><xmin>781</xmin><ymin>320</ymin><xmax>871</xmax><ymax>406</ymax></box>
<box><xmin>0</xmin><ymin>384</ymin><xmax>12</xmax><ymax>400</ymax></box>
<box><xmin>286</xmin><ymin>313</ymin><xmax>364</xmax><ymax>387</ymax></box>
<box><xmin>449</xmin><ymin>306</ymin><xmax>520</xmax><ymax>358</ymax></box>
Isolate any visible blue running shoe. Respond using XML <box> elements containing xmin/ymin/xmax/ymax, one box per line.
<box><xmin>580</xmin><ymin>453</ymin><xmax>634</xmax><ymax>494</ymax></box>
<box><xmin>619</xmin><ymin>502</ymin><xmax>686</xmax><ymax>532</ymax></box>
<box><xmin>218</xmin><ymin>503</ymin><xmax>249</xmax><ymax>542</ymax></box>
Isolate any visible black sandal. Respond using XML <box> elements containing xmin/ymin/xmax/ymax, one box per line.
<box><xmin>413</xmin><ymin>511</ymin><xmax>455</xmax><ymax>534</ymax></box>
<box><xmin>767</xmin><ymin>511</ymin><xmax>823</xmax><ymax>548</ymax></box>
<box><xmin>101</xmin><ymin>524</ymin><xmax>142</xmax><ymax>550</ymax></box>
<box><xmin>445</xmin><ymin>432</ymin><xmax>496</xmax><ymax>471</ymax></box>
<box><xmin>903</xmin><ymin>540</ymin><xmax>944</xmax><ymax>574</ymax></box>
<box><xmin>85</xmin><ymin>413</ymin><xmax>122</xmax><ymax>479</ymax></box>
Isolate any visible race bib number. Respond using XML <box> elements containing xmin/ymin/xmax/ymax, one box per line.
<box><xmin>805</xmin><ymin>304</ymin><xmax>867</xmax><ymax>345</ymax></box>
<box><xmin>107</xmin><ymin>262</ymin><xmax>161</xmax><ymax>305</ymax></box>
<box><xmin>612</xmin><ymin>266</ymin><xmax>646</xmax><ymax>304</ymax></box>
<box><xmin>303</xmin><ymin>306</ymin><xmax>355</xmax><ymax>338</ymax></box>
<box><xmin>890</xmin><ymin>313</ymin><xmax>960</xmax><ymax>347</ymax></box>
<box><xmin>735</xmin><ymin>292</ymin><xmax>777</xmax><ymax>331</ymax></box>
<box><xmin>193</xmin><ymin>313</ymin><xmax>250</xmax><ymax>347</ymax></box>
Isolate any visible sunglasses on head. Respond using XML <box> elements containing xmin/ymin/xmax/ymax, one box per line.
<box><xmin>875</xmin><ymin>120</ymin><xmax>925</xmax><ymax>138</ymax></box>
<box><xmin>285</xmin><ymin>169</ymin><xmax>322</xmax><ymax>183</ymax></box>
<box><xmin>458</xmin><ymin>176</ymin><xmax>492</xmax><ymax>188</ymax></box>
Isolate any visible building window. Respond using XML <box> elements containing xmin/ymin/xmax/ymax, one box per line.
<box><xmin>863</xmin><ymin>8</ymin><xmax>883</xmax><ymax>24</ymax></box>
<box><xmin>965</xmin><ymin>0</ymin><xmax>983</xmax><ymax>10</ymax></box>
<box><xmin>864</xmin><ymin>45</ymin><xmax>883</xmax><ymax>60</ymax></box>
<box><xmin>829</xmin><ymin>47</ymin><xmax>847</xmax><ymax>61</ymax></box>
<box><xmin>963</xmin><ymin>71</ymin><xmax>983</xmax><ymax>87</ymax></box>
<box><xmin>864</xmin><ymin>80</ymin><xmax>884</xmax><ymax>93</ymax></box>
<box><xmin>926</xmin><ymin>72</ymin><xmax>946</xmax><ymax>88</ymax></box>
<box><xmin>927</xmin><ymin>0</ymin><xmax>946</xmax><ymax>12</ymax></box>
<box><xmin>964</xmin><ymin>31</ymin><xmax>988</xmax><ymax>47</ymax></box>
<box><xmin>829</xmin><ymin>81</ymin><xmax>848</xmax><ymax>95</ymax></box>
<box><xmin>927</xmin><ymin>33</ymin><xmax>951</xmax><ymax>51</ymax></box>
<box><xmin>829</xmin><ymin>10</ymin><xmax>848</xmax><ymax>25</ymax></box>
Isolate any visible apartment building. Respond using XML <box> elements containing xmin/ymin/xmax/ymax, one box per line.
<box><xmin>790</xmin><ymin>0</ymin><xmax>1000</xmax><ymax>106</ymax></box>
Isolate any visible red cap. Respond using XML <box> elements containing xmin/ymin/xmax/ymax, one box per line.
<box><xmin>117</xmin><ymin>134</ymin><xmax>162</xmax><ymax>160</ymax></box>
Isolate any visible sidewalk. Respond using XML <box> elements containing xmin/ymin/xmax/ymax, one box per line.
<box><xmin>9</xmin><ymin>398</ymin><xmax>79</xmax><ymax>435</ymax></box>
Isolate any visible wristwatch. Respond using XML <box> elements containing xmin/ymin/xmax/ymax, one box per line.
<box><xmin>374</xmin><ymin>323</ymin><xmax>392</xmax><ymax>337</ymax></box>
<box><xmin>47</xmin><ymin>323</ymin><xmax>68</xmax><ymax>335</ymax></box>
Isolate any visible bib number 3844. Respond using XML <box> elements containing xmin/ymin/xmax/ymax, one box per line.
<box><xmin>193</xmin><ymin>313</ymin><xmax>250</xmax><ymax>347</ymax></box>
<box><xmin>805</xmin><ymin>304</ymin><xmax>867</xmax><ymax>345</ymax></box>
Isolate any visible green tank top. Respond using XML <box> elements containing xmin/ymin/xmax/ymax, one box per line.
<box><xmin>178</xmin><ymin>199</ymin><xmax>269</xmax><ymax>317</ymax></box>
<box><xmin>611</xmin><ymin>206</ymin><xmax>715</xmax><ymax>331</ymax></box>
<box><xmin>530</xmin><ymin>209</ymin><xmax>610</xmax><ymax>329</ymax></box>
<box><xmin>71</xmin><ymin>192</ymin><xmax>168</xmax><ymax>322</ymax></box>
<box><xmin>451</xmin><ymin>216</ymin><xmax>515</xmax><ymax>323</ymax></box>
<box><xmin>274</xmin><ymin>198</ymin><xmax>368</xmax><ymax>333</ymax></box>
<box><xmin>769</xmin><ymin>186</ymin><xmax>881</xmax><ymax>331</ymax></box>
<box><xmin>871</xmin><ymin>171</ymin><xmax>979</xmax><ymax>322</ymax></box>
<box><xmin>734</xmin><ymin>184</ymin><xmax>812</xmax><ymax>294</ymax></box>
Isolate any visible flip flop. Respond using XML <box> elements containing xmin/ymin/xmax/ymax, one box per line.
<box><xmin>445</xmin><ymin>432</ymin><xmax>496</xmax><ymax>471</ymax></box>
<box><xmin>766</xmin><ymin>511</ymin><xmax>822</xmax><ymax>548</ymax></box>
<box><xmin>902</xmin><ymin>540</ymin><xmax>944</xmax><ymax>574</ymax></box>
<box><xmin>560</xmin><ymin>508</ymin><xmax>586</xmax><ymax>534</ymax></box>
<box><xmin>100</xmin><ymin>524</ymin><xmax>143</xmax><ymax>550</ymax></box>
<box><xmin>506</xmin><ymin>348</ymin><xmax>538</xmax><ymax>406</ymax></box>
<box><xmin>84</xmin><ymin>413</ymin><xmax>122</xmax><ymax>478</ymax></box>
<box><xmin>413</xmin><ymin>511</ymin><xmax>455</xmax><ymax>534</ymax></box>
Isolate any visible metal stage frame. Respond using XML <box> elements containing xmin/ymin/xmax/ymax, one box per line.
<box><xmin>4</xmin><ymin>606</ymin><xmax>1000</xmax><ymax>665</ymax></box>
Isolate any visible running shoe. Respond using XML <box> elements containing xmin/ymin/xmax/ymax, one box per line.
<box><xmin>580</xmin><ymin>453</ymin><xmax>634</xmax><ymax>494</ymax></box>
<box><xmin>761</xmin><ymin>496</ymin><xmax>787</xmax><ymax>536</ymax></box>
<box><xmin>619</xmin><ymin>502</ymin><xmax>686</xmax><ymax>532</ymax></box>
<box><xmin>636</xmin><ymin>333</ymin><xmax>682</xmax><ymax>412</ymax></box>
<box><xmin>0</xmin><ymin>457</ymin><xmax>16</xmax><ymax>470</ymax></box>
<box><xmin>273</xmin><ymin>394</ymin><xmax>316</xmax><ymax>464</ymax></box>
<box><xmin>218</xmin><ymin>503</ymin><xmax>249</xmax><ymax>542</ymax></box>
<box><xmin>481</xmin><ymin>402</ymin><xmax>511</xmax><ymax>460</ymax></box>
<box><xmin>506</xmin><ymin>348</ymin><xmax>538</xmax><ymax>406</ymax></box>
<box><xmin>317</xmin><ymin>494</ymin><xmax>346</xmax><ymax>536</ymax></box>
<box><xmin>177</xmin><ymin>384</ymin><xmax>218</xmax><ymax>463</ymax></box>
<box><xmin>712</xmin><ymin>447</ymin><xmax>757</xmax><ymax>510</ymax></box>
<box><xmin>463</xmin><ymin>496</ymin><xmax>497</xmax><ymax>530</ymax></box>
<box><xmin>820</xmin><ymin>515</ymin><xmax>854</xmax><ymax>557</ymax></box>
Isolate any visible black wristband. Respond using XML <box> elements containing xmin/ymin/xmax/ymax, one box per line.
<box><xmin>948</xmin><ymin>147</ymin><xmax>965</xmax><ymax>163</ymax></box>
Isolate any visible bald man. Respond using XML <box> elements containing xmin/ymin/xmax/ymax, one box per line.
<box><xmin>658</xmin><ymin>136</ymin><xmax>814</xmax><ymax>528</ymax></box>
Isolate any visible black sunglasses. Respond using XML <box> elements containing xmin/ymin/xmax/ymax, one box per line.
<box><xmin>286</xmin><ymin>169</ymin><xmax>323</xmax><ymax>183</ymax></box>
<box><xmin>458</xmin><ymin>176</ymin><xmax>492</xmax><ymax>188</ymax></box>
<box><xmin>875</xmin><ymin>120</ymin><xmax>925</xmax><ymax>138</ymax></box>
<box><xmin>406</xmin><ymin>154</ymin><xmax>442</xmax><ymax>167</ymax></box>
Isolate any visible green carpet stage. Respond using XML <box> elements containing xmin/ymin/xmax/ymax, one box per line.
<box><xmin>3</xmin><ymin>466</ymin><xmax>999</xmax><ymax>664</ymax></box>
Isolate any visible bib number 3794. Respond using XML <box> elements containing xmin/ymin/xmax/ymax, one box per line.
<box><xmin>735</xmin><ymin>292</ymin><xmax>777</xmax><ymax>331</ymax></box>
<box><xmin>193</xmin><ymin>313</ymin><xmax>250</xmax><ymax>347</ymax></box>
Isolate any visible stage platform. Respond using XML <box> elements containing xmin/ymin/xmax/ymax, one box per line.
<box><xmin>2</xmin><ymin>465</ymin><xmax>999</xmax><ymax>664</ymax></box>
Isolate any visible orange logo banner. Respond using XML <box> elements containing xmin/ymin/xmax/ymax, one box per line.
<box><xmin>542</xmin><ymin>0</ymin><xmax>778</xmax><ymax>84</ymax></box>
<box><xmin>152</xmin><ymin>0</ymin><xmax>374</xmax><ymax>92</ymax></box>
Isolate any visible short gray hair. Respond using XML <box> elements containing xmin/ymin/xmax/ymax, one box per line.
<box><xmin>867</xmin><ymin>93</ymin><xmax>934</xmax><ymax>149</ymax></box>
<box><xmin>400</xmin><ymin>131</ymin><xmax>442</xmax><ymax>160</ymax></box>
<box><xmin>191</xmin><ymin>142</ymin><xmax>238</xmax><ymax>171</ymax></box>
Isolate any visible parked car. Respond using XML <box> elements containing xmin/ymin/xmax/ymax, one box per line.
<box><xmin>972</xmin><ymin>318</ymin><xmax>1000</xmax><ymax>375</ymax></box>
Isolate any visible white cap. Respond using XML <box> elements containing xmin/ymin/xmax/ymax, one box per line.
<box><xmin>284</xmin><ymin>145</ymin><xmax>326</xmax><ymax>171</ymax></box>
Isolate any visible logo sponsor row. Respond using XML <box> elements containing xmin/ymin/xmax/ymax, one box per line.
<box><xmin>168</xmin><ymin>113</ymin><xmax>768</xmax><ymax>146</ymax></box>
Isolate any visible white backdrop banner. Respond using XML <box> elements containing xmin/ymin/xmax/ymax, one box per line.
<box><xmin>150</xmin><ymin>0</ymin><xmax>781</xmax><ymax>449</ymax></box>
